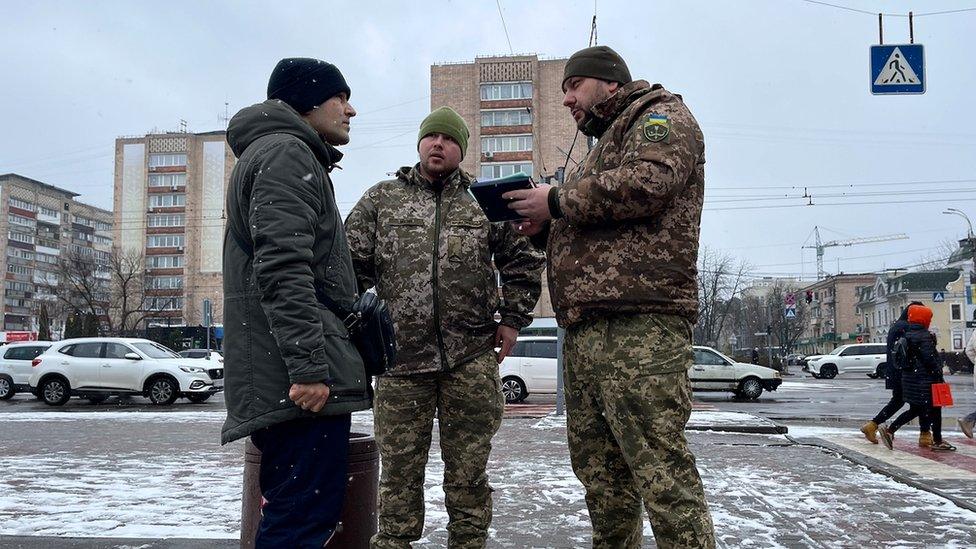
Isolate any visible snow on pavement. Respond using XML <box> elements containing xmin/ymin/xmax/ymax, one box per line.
<box><xmin>2</xmin><ymin>411</ymin><xmax>976</xmax><ymax>545</ymax></box>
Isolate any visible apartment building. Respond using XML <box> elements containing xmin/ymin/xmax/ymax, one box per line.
<box><xmin>0</xmin><ymin>173</ymin><xmax>113</xmax><ymax>336</ymax></box>
<box><xmin>431</xmin><ymin>54</ymin><xmax>584</xmax><ymax>318</ymax></box>
<box><xmin>113</xmin><ymin>131</ymin><xmax>234</xmax><ymax>328</ymax></box>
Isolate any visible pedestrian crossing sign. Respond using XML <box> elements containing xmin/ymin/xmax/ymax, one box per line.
<box><xmin>871</xmin><ymin>44</ymin><xmax>924</xmax><ymax>95</ymax></box>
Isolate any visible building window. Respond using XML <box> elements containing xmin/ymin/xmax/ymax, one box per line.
<box><xmin>951</xmin><ymin>303</ymin><xmax>963</xmax><ymax>321</ymax></box>
<box><xmin>35</xmin><ymin>253</ymin><xmax>57</xmax><ymax>265</ymax></box>
<box><xmin>73</xmin><ymin>215</ymin><xmax>95</xmax><ymax>228</ymax></box>
<box><xmin>4</xmin><ymin>281</ymin><xmax>33</xmax><ymax>292</ymax></box>
<box><xmin>93</xmin><ymin>235</ymin><xmax>112</xmax><ymax>246</ymax></box>
<box><xmin>148</xmin><ymin>153</ymin><xmax>187</xmax><ymax>168</ymax></box>
<box><xmin>39</xmin><ymin>206</ymin><xmax>59</xmax><ymax>217</ymax></box>
<box><xmin>481</xmin><ymin>135</ymin><xmax>532</xmax><ymax>153</ymax></box>
<box><xmin>480</xmin><ymin>163</ymin><xmax>534</xmax><ymax>180</ymax></box>
<box><xmin>481</xmin><ymin>109</ymin><xmax>532</xmax><ymax>127</ymax></box>
<box><xmin>8</xmin><ymin>231</ymin><xmax>35</xmax><ymax>245</ymax></box>
<box><xmin>6</xmin><ymin>264</ymin><xmax>31</xmax><ymax>276</ymax></box>
<box><xmin>144</xmin><ymin>297</ymin><xmax>184</xmax><ymax>310</ymax></box>
<box><xmin>8</xmin><ymin>214</ymin><xmax>36</xmax><ymax>229</ymax></box>
<box><xmin>95</xmin><ymin>220</ymin><xmax>111</xmax><ymax>232</ymax></box>
<box><xmin>148</xmin><ymin>255</ymin><xmax>184</xmax><ymax>269</ymax></box>
<box><xmin>480</xmin><ymin>82</ymin><xmax>533</xmax><ymax>101</ymax></box>
<box><xmin>148</xmin><ymin>173</ymin><xmax>187</xmax><ymax>187</ymax></box>
<box><xmin>147</xmin><ymin>235</ymin><xmax>185</xmax><ymax>248</ymax></box>
<box><xmin>8</xmin><ymin>198</ymin><xmax>36</xmax><ymax>212</ymax></box>
<box><xmin>148</xmin><ymin>214</ymin><xmax>186</xmax><ymax>228</ymax></box>
<box><xmin>149</xmin><ymin>194</ymin><xmax>186</xmax><ymax>208</ymax></box>
<box><xmin>7</xmin><ymin>248</ymin><xmax>34</xmax><ymax>261</ymax></box>
<box><xmin>148</xmin><ymin>276</ymin><xmax>184</xmax><ymax>290</ymax></box>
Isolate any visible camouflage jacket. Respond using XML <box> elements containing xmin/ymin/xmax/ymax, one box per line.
<box><xmin>345</xmin><ymin>165</ymin><xmax>545</xmax><ymax>376</ymax></box>
<box><xmin>546</xmin><ymin>80</ymin><xmax>705</xmax><ymax>327</ymax></box>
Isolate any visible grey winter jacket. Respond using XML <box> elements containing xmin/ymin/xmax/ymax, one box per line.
<box><xmin>221</xmin><ymin>99</ymin><xmax>371</xmax><ymax>444</ymax></box>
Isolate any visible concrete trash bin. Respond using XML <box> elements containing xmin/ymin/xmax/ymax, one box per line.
<box><xmin>241</xmin><ymin>432</ymin><xmax>378</xmax><ymax>548</ymax></box>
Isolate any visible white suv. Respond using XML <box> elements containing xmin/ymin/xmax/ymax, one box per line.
<box><xmin>499</xmin><ymin>336</ymin><xmax>557</xmax><ymax>403</ymax></box>
<box><xmin>0</xmin><ymin>341</ymin><xmax>53</xmax><ymax>400</ymax></box>
<box><xmin>28</xmin><ymin>338</ymin><xmax>224</xmax><ymax>406</ymax></box>
<box><xmin>805</xmin><ymin>343</ymin><xmax>888</xmax><ymax>379</ymax></box>
<box><xmin>691</xmin><ymin>346</ymin><xmax>782</xmax><ymax>399</ymax></box>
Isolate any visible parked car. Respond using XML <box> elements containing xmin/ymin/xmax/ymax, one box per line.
<box><xmin>805</xmin><ymin>343</ymin><xmax>888</xmax><ymax>379</ymax></box>
<box><xmin>499</xmin><ymin>336</ymin><xmax>557</xmax><ymax>403</ymax></box>
<box><xmin>0</xmin><ymin>341</ymin><xmax>53</xmax><ymax>400</ymax></box>
<box><xmin>691</xmin><ymin>346</ymin><xmax>782</xmax><ymax>399</ymax></box>
<box><xmin>28</xmin><ymin>338</ymin><xmax>224</xmax><ymax>406</ymax></box>
<box><xmin>785</xmin><ymin>353</ymin><xmax>806</xmax><ymax>366</ymax></box>
<box><xmin>179</xmin><ymin>349</ymin><xmax>224</xmax><ymax>363</ymax></box>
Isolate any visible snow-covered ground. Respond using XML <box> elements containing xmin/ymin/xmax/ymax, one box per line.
<box><xmin>2</xmin><ymin>410</ymin><xmax>976</xmax><ymax>546</ymax></box>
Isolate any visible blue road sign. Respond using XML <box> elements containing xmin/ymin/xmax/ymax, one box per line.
<box><xmin>933</xmin><ymin>292</ymin><xmax>945</xmax><ymax>302</ymax></box>
<box><xmin>871</xmin><ymin>44</ymin><xmax>924</xmax><ymax>95</ymax></box>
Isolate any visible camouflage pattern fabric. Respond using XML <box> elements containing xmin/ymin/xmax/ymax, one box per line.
<box><xmin>564</xmin><ymin>313</ymin><xmax>716</xmax><ymax>549</ymax></box>
<box><xmin>345</xmin><ymin>165</ymin><xmax>544</xmax><ymax>376</ymax></box>
<box><xmin>371</xmin><ymin>351</ymin><xmax>504</xmax><ymax>549</ymax></box>
<box><xmin>547</xmin><ymin>80</ymin><xmax>706</xmax><ymax>327</ymax></box>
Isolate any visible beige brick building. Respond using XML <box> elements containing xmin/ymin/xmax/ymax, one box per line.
<box><xmin>431</xmin><ymin>55</ymin><xmax>584</xmax><ymax>318</ymax></box>
<box><xmin>113</xmin><ymin>131</ymin><xmax>234</xmax><ymax>328</ymax></box>
<box><xmin>797</xmin><ymin>274</ymin><xmax>877</xmax><ymax>355</ymax></box>
<box><xmin>0</xmin><ymin>173</ymin><xmax>113</xmax><ymax>337</ymax></box>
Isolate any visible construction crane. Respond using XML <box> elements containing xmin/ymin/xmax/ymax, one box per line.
<box><xmin>803</xmin><ymin>226</ymin><xmax>909</xmax><ymax>279</ymax></box>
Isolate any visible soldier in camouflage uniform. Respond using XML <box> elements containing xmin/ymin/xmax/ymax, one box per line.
<box><xmin>505</xmin><ymin>46</ymin><xmax>716</xmax><ymax>548</ymax></box>
<box><xmin>345</xmin><ymin>106</ymin><xmax>545</xmax><ymax>549</ymax></box>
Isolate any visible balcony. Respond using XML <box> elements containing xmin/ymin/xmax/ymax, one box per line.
<box><xmin>37</xmin><ymin>211</ymin><xmax>61</xmax><ymax>225</ymax></box>
<box><xmin>35</xmin><ymin>244</ymin><xmax>60</xmax><ymax>256</ymax></box>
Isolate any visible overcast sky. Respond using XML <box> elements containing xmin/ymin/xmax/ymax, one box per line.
<box><xmin>2</xmin><ymin>0</ymin><xmax>974</xmax><ymax>282</ymax></box>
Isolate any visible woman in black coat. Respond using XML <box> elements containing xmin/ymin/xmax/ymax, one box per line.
<box><xmin>879</xmin><ymin>304</ymin><xmax>956</xmax><ymax>451</ymax></box>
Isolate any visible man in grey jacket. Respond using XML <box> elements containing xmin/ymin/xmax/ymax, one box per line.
<box><xmin>222</xmin><ymin>57</ymin><xmax>371</xmax><ymax>548</ymax></box>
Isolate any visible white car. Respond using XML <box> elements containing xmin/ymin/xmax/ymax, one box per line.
<box><xmin>28</xmin><ymin>338</ymin><xmax>224</xmax><ymax>406</ymax></box>
<box><xmin>179</xmin><ymin>349</ymin><xmax>225</xmax><ymax>363</ymax></box>
<box><xmin>499</xmin><ymin>336</ymin><xmax>557</xmax><ymax>403</ymax></box>
<box><xmin>0</xmin><ymin>341</ymin><xmax>53</xmax><ymax>400</ymax></box>
<box><xmin>805</xmin><ymin>343</ymin><xmax>888</xmax><ymax>379</ymax></box>
<box><xmin>691</xmin><ymin>346</ymin><xmax>782</xmax><ymax>399</ymax></box>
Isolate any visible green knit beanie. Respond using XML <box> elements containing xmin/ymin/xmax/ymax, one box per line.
<box><xmin>562</xmin><ymin>45</ymin><xmax>632</xmax><ymax>91</ymax></box>
<box><xmin>418</xmin><ymin>107</ymin><xmax>469</xmax><ymax>159</ymax></box>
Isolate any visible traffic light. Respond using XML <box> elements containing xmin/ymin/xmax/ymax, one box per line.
<box><xmin>805</xmin><ymin>291</ymin><xmax>813</xmax><ymax>304</ymax></box>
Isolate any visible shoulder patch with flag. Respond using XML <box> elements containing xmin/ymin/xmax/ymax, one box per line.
<box><xmin>641</xmin><ymin>113</ymin><xmax>670</xmax><ymax>143</ymax></box>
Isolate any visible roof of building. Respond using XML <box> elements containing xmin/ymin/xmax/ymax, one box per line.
<box><xmin>0</xmin><ymin>173</ymin><xmax>80</xmax><ymax>198</ymax></box>
<box><xmin>889</xmin><ymin>269</ymin><xmax>961</xmax><ymax>292</ymax></box>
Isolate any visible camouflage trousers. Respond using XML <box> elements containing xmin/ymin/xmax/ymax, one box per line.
<box><xmin>371</xmin><ymin>351</ymin><xmax>504</xmax><ymax>549</ymax></box>
<box><xmin>564</xmin><ymin>313</ymin><xmax>716</xmax><ymax>549</ymax></box>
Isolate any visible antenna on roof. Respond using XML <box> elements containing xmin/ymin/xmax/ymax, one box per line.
<box><xmin>218</xmin><ymin>101</ymin><xmax>231</xmax><ymax>128</ymax></box>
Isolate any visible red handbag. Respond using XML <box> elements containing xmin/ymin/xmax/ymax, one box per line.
<box><xmin>932</xmin><ymin>382</ymin><xmax>954</xmax><ymax>407</ymax></box>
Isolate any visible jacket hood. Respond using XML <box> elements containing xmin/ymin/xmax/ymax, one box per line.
<box><xmin>226</xmin><ymin>99</ymin><xmax>342</xmax><ymax>169</ymax></box>
<box><xmin>581</xmin><ymin>79</ymin><xmax>654</xmax><ymax>137</ymax></box>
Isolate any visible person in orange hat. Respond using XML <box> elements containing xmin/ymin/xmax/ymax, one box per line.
<box><xmin>879</xmin><ymin>304</ymin><xmax>956</xmax><ymax>451</ymax></box>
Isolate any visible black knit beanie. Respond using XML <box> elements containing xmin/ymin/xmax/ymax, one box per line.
<box><xmin>267</xmin><ymin>58</ymin><xmax>351</xmax><ymax>114</ymax></box>
<box><xmin>562</xmin><ymin>46</ymin><xmax>632</xmax><ymax>91</ymax></box>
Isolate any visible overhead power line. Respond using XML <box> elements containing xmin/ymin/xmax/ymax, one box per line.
<box><xmin>799</xmin><ymin>0</ymin><xmax>976</xmax><ymax>17</ymax></box>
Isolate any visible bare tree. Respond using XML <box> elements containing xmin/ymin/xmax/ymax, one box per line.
<box><xmin>695</xmin><ymin>246</ymin><xmax>751</xmax><ymax>348</ymax></box>
<box><xmin>910</xmin><ymin>238</ymin><xmax>960</xmax><ymax>270</ymax></box>
<box><xmin>46</xmin><ymin>247</ymin><xmax>177</xmax><ymax>337</ymax></box>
